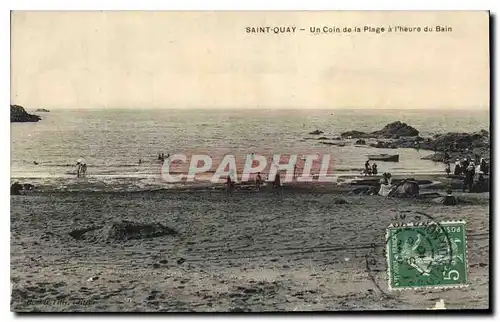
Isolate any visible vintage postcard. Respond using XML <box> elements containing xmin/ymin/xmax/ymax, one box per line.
<box><xmin>10</xmin><ymin>11</ymin><xmax>490</xmax><ymax>312</ymax></box>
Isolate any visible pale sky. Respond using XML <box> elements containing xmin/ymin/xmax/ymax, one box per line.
<box><xmin>11</xmin><ymin>11</ymin><xmax>489</xmax><ymax>110</ymax></box>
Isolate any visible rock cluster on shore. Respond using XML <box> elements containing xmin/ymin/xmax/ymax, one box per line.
<box><xmin>312</xmin><ymin>121</ymin><xmax>490</xmax><ymax>163</ymax></box>
<box><xmin>11</xmin><ymin>105</ymin><xmax>41</xmax><ymax>122</ymax></box>
<box><xmin>35</xmin><ymin>108</ymin><xmax>50</xmax><ymax>112</ymax></box>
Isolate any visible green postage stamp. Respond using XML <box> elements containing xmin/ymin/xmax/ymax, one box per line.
<box><xmin>386</xmin><ymin>221</ymin><xmax>468</xmax><ymax>290</ymax></box>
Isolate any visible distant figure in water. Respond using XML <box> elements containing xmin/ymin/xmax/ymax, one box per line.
<box><xmin>372</xmin><ymin>163</ymin><xmax>378</xmax><ymax>175</ymax></box>
<box><xmin>158</xmin><ymin>153</ymin><xmax>162</xmax><ymax>161</ymax></box>
<box><xmin>76</xmin><ymin>161</ymin><xmax>87</xmax><ymax>178</ymax></box>
<box><xmin>138</xmin><ymin>158</ymin><xmax>142</xmax><ymax>165</ymax></box>
<box><xmin>33</xmin><ymin>161</ymin><xmax>38</xmax><ymax>165</ymax></box>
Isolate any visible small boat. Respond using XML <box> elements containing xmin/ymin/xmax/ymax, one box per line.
<box><xmin>367</xmin><ymin>154</ymin><xmax>399</xmax><ymax>162</ymax></box>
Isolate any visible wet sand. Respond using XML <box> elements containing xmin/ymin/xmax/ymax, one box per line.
<box><xmin>11</xmin><ymin>184</ymin><xmax>489</xmax><ymax>312</ymax></box>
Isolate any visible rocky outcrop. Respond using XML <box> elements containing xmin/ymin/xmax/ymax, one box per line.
<box><xmin>10</xmin><ymin>182</ymin><xmax>23</xmax><ymax>195</ymax></box>
<box><xmin>371</xmin><ymin>121</ymin><xmax>419</xmax><ymax>138</ymax></box>
<box><xmin>419</xmin><ymin>131</ymin><xmax>489</xmax><ymax>152</ymax></box>
<box><xmin>309</xmin><ymin>130</ymin><xmax>324</xmax><ymax>135</ymax></box>
<box><xmin>340</xmin><ymin>130</ymin><xmax>371</xmax><ymax>139</ymax></box>
<box><xmin>341</xmin><ymin>121</ymin><xmax>419</xmax><ymax>139</ymax></box>
<box><xmin>35</xmin><ymin>108</ymin><xmax>50</xmax><ymax>112</ymax></box>
<box><xmin>420</xmin><ymin>130</ymin><xmax>490</xmax><ymax>162</ymax></box>
<box><xmin>369</xmin><ymin>141</ymin><xmax>397</xmax><ymax>149</ymax></box>
<box><xmin>11</xmin><ymin>105</ymin><xmax>41</xmax><ymax>122</ymax></box>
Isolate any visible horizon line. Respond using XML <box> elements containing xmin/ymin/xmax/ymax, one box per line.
<box><xmin>18</xmin><ymin>106</ymin><xmax>491</xmax><ymax>111</ymax></box>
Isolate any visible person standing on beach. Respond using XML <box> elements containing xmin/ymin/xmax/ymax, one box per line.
<box><xmin>81</xmin><ymin>162</ymin><xmax>87</xmax><ymax>177</ymax></box>
<box><xmin>273</xmin><ymin>172</ymin><xmax>282</xmax><ymax>195</ymax></box>
<box><xmin>454</xmin><ymin>159</ymin><xmax>461</xmax><ymax>175</ymax></box>
<box><xmin>372</xmin><ymin>163</ymin><xmax>378</xmax><ymax>176</ymax></box>
<box><xmin>76</xmin><ymin>161</ymin><xmax>82</xmax><ymax>178</ymax></box>
<box><xmin>226</xmin><ymin>175</ymin><xmax>234</xmax><ymax>196</ymax></box>
<box><xmin>445</xmin><ymin>163</ymin><xmax>451</xmax><ymax>177</ymax></box>
<box><xmin>463</xmin><ymin>166</ymin><xmax>474</xmax><ymax>192</ymax></box>
<box><xmin>255</xmin><ymin>172</ymin><xmax>263</xmax><ymax>191</ymax></box>
<box><xmin>364</xmin><ymin>160</ymin><xmax>371</xmax><ymax>176</ymax></box>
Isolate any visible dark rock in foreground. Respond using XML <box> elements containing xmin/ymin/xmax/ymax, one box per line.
<box><xmin>11</xmin><ymin>105</ymin><xmax>41</xmax><ymax>122</ymax></box>
<box><xmin>68</xmin><ymin>221</ymin><xmax>177</xmax><ymax>243</ymax></box>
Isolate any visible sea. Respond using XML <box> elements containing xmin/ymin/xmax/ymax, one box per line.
<box><xmin>11</xmin><ymin>108</ymin><xmax>489</xmax><ymax>192</ymax></box>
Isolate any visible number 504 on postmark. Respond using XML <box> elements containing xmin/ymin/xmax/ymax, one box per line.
<box><xmin>386</xmin><ymin>221</ymin><xmax>468</xmax><ymax>290</ymax></box>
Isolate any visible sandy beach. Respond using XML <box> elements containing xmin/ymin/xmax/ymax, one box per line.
<box><xmin>11</xmin><ymin>181</ymin><xmax>489</xmax><ymax>312</ymax></box>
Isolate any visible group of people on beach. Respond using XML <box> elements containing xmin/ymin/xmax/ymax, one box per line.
<box><xmin>363</xmin><ymin>160</ymin><xmax>378</xmax><ymax>176</ymax></box>
<box><xmin>225</xmin><ymin>171</ymin><xmax>281</xmax><ymax>196</ymax></box>
<box><xmin>76</xmin><ymin>160</ymin><xmax>87</xmax><ymax>178</ymax></box>
<box><xmin>444</xmin><ymin>155</ymin><xmax>489</xmax><ymax>192</ymax></box>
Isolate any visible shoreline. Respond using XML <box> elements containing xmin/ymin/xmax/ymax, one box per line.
<box><xmin>13</xmin><ymin>173</ymin><xmax>470</xmax><ymax>196</ymax></box>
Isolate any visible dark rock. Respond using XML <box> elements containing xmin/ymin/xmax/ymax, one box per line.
<box><xmin>316</xmin><ymin>136</ymin><xmax>329</xmax><ymax>140</ymax></box>
<box><xmin>340</xmin><ymin>130</ymin><xmax>370</xmax><ymax>139</ymax></box>
<box><xmin>177</xmin><ymin>258</ymin><xmax>186</xmax><ymax>265</ymax></box>
<box><xmin>159</xmin><ymin>259</ymin><xmax>168</xmax><ymax>264</ymax></box>
<box><xmin>319</xmin><ymin>141</ymin><xmax>336</xmax><ymax>146</ymax></box>
<box><xmin>419</xmin><ymin>132</ymin><xmax>490</xmax><ymax>153</ymax></box>
<box><xmin>152</xmin><ymin>263</ymin><xmax>161</xmax><ymax>269</ymax></box>
<box><xmin>333</xmin><ymin>198</ymin><xmax>348</xmax><ymax>204</ymax></box>
<box><xmin>11</xmin><ymin>105</ymin><xmax>41</xmax><ymax>122</ymax></box>
<box><xmin>11</xmin><ymin>182</ymin><xmax>23</xmax><ymax>195</ymax></box>
<box><xmin>68</xmin><ymin>221</ymin><xmax>178</xmax><ymax>243</ymax></box>
<box><xmin>309</xmin><ymin>130</ymin><xmax>324</xmax><ymax>135</ymax></box>
<box><xmin>369</xmin><ymin>141</ymin><xmax>397</xmax><ymax>149</ymax></box>
<box><xmin>341</xmin><ymin>121</ymin><xmax>418</xmax><ymax>139</ymax></box>
<box><xmin>371</xmin><ymin>121</ymin><xmax>419</xmax><ymax>138</ymax></box>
